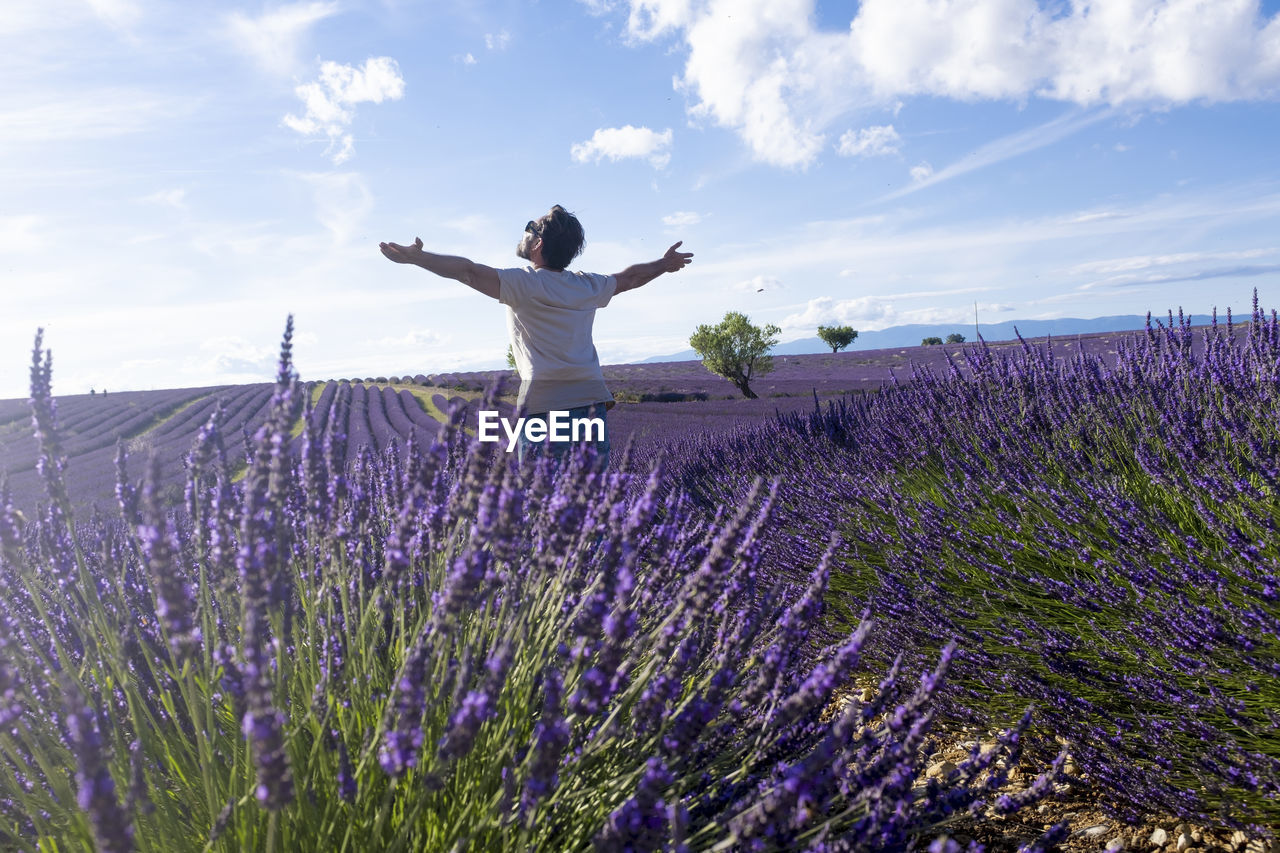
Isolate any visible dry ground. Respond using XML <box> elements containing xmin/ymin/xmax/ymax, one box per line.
<box><xmin>826</xmin><ymin>685</ymin><xmax>1276</xmax><ymax>853</ymax></box>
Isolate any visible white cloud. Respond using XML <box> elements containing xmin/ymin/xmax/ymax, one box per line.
<box><xmin>624</xmin><ymin>0</ymin><xmax>694</xmax><ymax>38</ymax></box>
<box><xmin>615</xmin><ymin>0</ymin><xmax>1280</xmax><ymax>169</ymax></box>
<box><xmin>781</xmin><ymin>295</ymin><xmax>976</xmax><ymax>330</ymax></box>
<box><xmin>570</xmin><ymin>125</ymin><xmax>673</xmax><ymax>168</ymax></box>
<box><xmin>684</xmin><ymin>187</ymin><xmax>1280</xmax><ymax>306</ymax></box>
<box><xmin>1078</xmin><ymin>263</ymin><xmax>1280</xmax><ymax>291</ymax></box>
<box><xmin>1063</xmin><ymin>209</ymin><xmax>1124</xmax><ymax>225</ymax></box>
<box><xmin>462</xmin><ymin>52</ymin><xmax>477</xmax><ymax>65</ymax></box>
<box><xmin>672</xmin><ymin>0</ymin><xmax>834</xmax><ymax>168</ymax></box>
<box><xmin>782</xmin><ymin>296</ymin><xmax>896</xmax><ymax>328</ymax></box>
<box><xmin>883</xmin><ymin>108</ymin><xmax>1113</xmax><ymax>200</ymax></box>
<box><xmin>283</xmin><ymin>57</ymin><xmax>406</xmax><ymax>164</ymax></box>
<box><xmin>485</xmin><ymin>30</ymin><xmax>511</xmax><ymax>50</ymax></box>
<box><xmin>836</xmin><ymin>124</ymin><xmax>900</xmax><ymax>157</ymax></box>
<box><xmin>1068</xmin><ymin>247</ymin><xmax>1280</xmax><ymax>290</ymax></box>
<box><xmin>1068</xmin><ymin>248</ymin><xmax>1277</xmax><ymax>276</ymax></box>
<box><xmin>909</xmin><ymin>162</ymin><xmax>933</xmax><ymax>182</ymax></box>
<box><xmin>227</xmin><ymin>1</ymin><xmax>340</xmax><ymax>76</ymax></box>
<box><xmin>662</xmin><ymin>210</ymin><xmax>703</xmax><ymax>226</ymax></box>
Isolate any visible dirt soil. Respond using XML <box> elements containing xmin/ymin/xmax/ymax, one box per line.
<box><xmin>826</xmin><ymin>685</ymin><xmax>1275</xmax><ymax>853</ymax></box>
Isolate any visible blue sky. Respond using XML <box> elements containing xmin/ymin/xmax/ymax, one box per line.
<box><xmin>5</xmin><ymin>0</ymin><xmax>1280</xmax><ymax>398</ymax></box>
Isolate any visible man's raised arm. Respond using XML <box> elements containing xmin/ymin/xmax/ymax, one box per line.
<box><xmin>613</xmin><ymin>241</ymin><xmax>694</xmax><ymax>295</ymax></box>
<box><xmin>379</xmin><ymin>237</ymin><xmax>501</xmax><ymax>301</ymax></box>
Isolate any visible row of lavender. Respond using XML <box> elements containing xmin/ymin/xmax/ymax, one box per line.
<box><xmin>650</xmin><ymin>304</ymin><xmax>1280</xmax><ymax>832</ymax></box>
<box><xmin>0</xmin><ymin>380</ymin><xmax>469</xmax><ymax>515</ymax></box>
<box><xmin>0</xmin><ymin>323</ymin><xmax>1066</xmax><ymax>851</ymax></box>
<box><xmin>302</xmin><ymin>381</ymin><xmax>447</xmax><ymax>460</ymax></box>
<box><xmin>0</xmin><ymin>384</ymin><xmax>277</xmax><ymax>515</ymax></box>
<box><xmin>0</xmin><ymin>329</ymin><xmax>1159</xmax><ymax>515</ymax></box>
<box><xmin>0</xmin><ymin>386</ymin><xmax>220</xmax><ymax>473</ymax></box>
<box><xmin>388</xmin><ymin>330</ymin><xmax>1201</xmax><ymax>400</ymax></box>
<box><xmin>300</xmin><ymin>384</ymin><xmax>832</xmax><ymax>466</ymax></box>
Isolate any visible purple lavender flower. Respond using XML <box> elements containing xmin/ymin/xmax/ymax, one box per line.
<box><xmin>114</xmin><ymin>441</ymin><xmax>139</xmax><ymax>527</ymax></box>
<box><xmin>438</xmin><ymin>641</ymin><xmax>511</xmax><ymax>763</ymax></box>
<box><xmin>0</xmin><ymin>650</ymin><xmax>21</xmax><ymax>729</ymax></box>
<box><xmin>994</xmin><ymin>748</ymin><xmax>1067</xmax><ymax>815</ymax></box>
<box><xmin>522</xmin><ymin>666</ymin><xmax>570</xmax><ymax>813</ymax></box>
<box><xmin>138</xmin><ymin>455</ymin><xmax>199</xmax><ymax>663</ymax></box>
<box><xmin>380</xmin><ymin>623</ymin><xmax>436</xmax><ymax>777</ymax></box>
<box><xmin>125</xmin><ymin>739</ymin><xmax>153</xmax><ymax>816</ymax></box>
<box><xmin>64</xmin><ymin>681</ymin><xmax>133</xmax><ymax>853</ymax></box>
<box><xmin>337</xmin><ymin>739</ymin><xmax>356</xmax><ymax>803</ymax></box>
<box><xmin>1016</xmin><ymin>821</ymin><xmax>1069</xmax><ymax>853</ymax></box>
<box><xmin>242</xmin><ymin>706</ymin><xmax>293</xmax><ymax>810</ymax></box>
<box><xmin>437</xmin><ymin>690</ymin><xmax>492</xmax><ymax>762</ymax></box>
<box><xmin>770</xmin><ymin>620</ymin><xmax>871</xmax><ymax>730</ymax></box>
<box><xmin>28</xmin><ymin>330</ymin><xmax>70</xmax><ymax>512</ymax></box>
<box><xmin>593</xmin><ymin>757</ymin><xmax>675</xmax><ymax>853</ymax></box>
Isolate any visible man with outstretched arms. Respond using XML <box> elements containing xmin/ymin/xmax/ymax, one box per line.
<box><xmin>379</xmin><ymin>204</ymin><xmax>694</xmax><ymax>469</ymax></box>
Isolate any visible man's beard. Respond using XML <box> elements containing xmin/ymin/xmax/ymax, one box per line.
<box><xmin>516</xmin><ymin>232</ymin><xmax>534</xmax><ymax>260</ymax></box>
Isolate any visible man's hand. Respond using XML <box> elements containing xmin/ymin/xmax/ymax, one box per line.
<box><xmin>380</xmin><ymin>237</ymin><xmax>426</xmax><ymax>264</ymax></box>
<box><xmin>378</xmin><ymin>237</ymin><xmax>501</xmax><ymax>300</ymax></box>
<box><xmin>662</xmin><ymin>241</ymin><xmax>694</xmax><ymax>273</ymax></box>
<box><xmin>614</xmin><ymin>241</ymin><xmax>695</xmax><ymax>294</ymax></box>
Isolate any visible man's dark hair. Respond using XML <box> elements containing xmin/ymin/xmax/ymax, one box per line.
<box><xmin>538</xmin><ymin>205</ymin><xmax>585</xmax><ymax>270</ymax></box>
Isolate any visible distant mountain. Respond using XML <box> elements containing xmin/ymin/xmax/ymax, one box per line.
<box><xmin>640</xmin><ymin>314</ymin><xmax>1208</xmax><ymax>362</ymax></box>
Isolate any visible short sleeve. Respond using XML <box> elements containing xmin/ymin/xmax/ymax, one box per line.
<box><xmin>594</xmin><ymin>273</ymin><xmax>618</xmax><ymax>309</ymax></box>
<box><xmin>498</xmin><ymin>268</ymin><xmax>534</xmax><ymax>307</ymax></box>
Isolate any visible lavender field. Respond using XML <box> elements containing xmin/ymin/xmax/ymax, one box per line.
<box><xmin>0</xmin><ymin>309</ymin><xmax>1276</xmax><ymax>851</ymax></box>
<box><xmin>0</xmin><ymin>321</ymin><xmax>1230</xmax><ymax>516</ymax></box>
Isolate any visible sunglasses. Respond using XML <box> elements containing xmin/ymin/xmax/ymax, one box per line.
<box><xmin>525</xmin><ymin>220</ymin><xmax>542</xmax><ymax>236</ymax></box>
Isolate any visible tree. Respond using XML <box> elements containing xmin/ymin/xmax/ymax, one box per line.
<box><xmin>506</xmin><ymin>344</ymin><xmax>517</xmax><ymax>371</ymax></box>
<box><xmin>817</xmin><ymin>324</ymin><xmax>858</xmax><ymax>353</ymax></box>
<box><xmin>945</xmin><ymin>333</ymin><xmax>966</xmax><ymax>344</ymax></box>
<box><xmin>689</xmin><ymin>311</ymin><xmax>781</xmax><ymax>399</ymax></box>
<box><xmin>921</xmin><ymin>336</ymin><xmax>943</xmax><ymax>346</ymax></box>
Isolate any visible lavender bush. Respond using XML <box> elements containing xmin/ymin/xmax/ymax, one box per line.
<box><xmin>0</xmin><ymin>320</ymin><xmax>1057</xmax><ymax>851</ymax></box>
<box><xmin>661</xmin><ymin>298</ymin><xmax>1280</xmax><ymax>832</ymax></box>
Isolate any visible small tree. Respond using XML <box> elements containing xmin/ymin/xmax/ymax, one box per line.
<box><xmin>689</xmin><ymin>311</ymin><xmax>781</xmax><ymax>399</ymax></box>
<box><xmin>921</xmin><ymin>336</ymin><xmax>943</xmax><ymax>346</ymax></box>
<box><xmin>945</xmin><ymin>333</ymin><xmax>965</xmax><ymax>344</ymax></box>
<box><xmin>817</xmin><ymin>324</ymin><xmax>858</xmax><ymax>353</ymax></box>
<box><xmin>506</xmin><ymin>345</ymin><xmax>517</xmax><ymax>371</ymax></box>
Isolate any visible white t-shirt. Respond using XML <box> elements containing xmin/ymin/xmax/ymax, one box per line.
<box><xmin>498</xmin><ymin>266</ymin><xmax>618</xmax><ymax>414</ymax></box>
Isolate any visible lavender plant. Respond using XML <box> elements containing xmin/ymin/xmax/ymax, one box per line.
<box><xmin>662</xmin><ymin>296</ymin><xmax>1280</xmax><ymax>833</ymax></box>
<box><xmin>0</xmin><ymin>321</ymin><xmax>1058</xmax><ymax>851</ymax></box>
